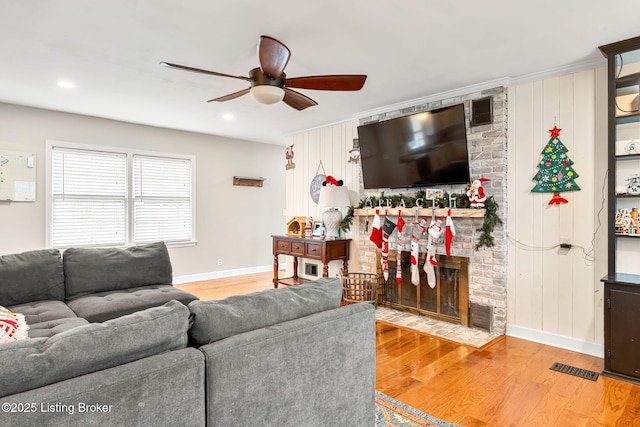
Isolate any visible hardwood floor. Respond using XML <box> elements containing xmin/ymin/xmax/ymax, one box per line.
<box><xmin>176</xmin><ymin>272</ymin><xmax>640</xmax><ymax>427</ymax></box>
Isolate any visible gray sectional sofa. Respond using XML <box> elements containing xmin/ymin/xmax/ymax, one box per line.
<box><xmin>0</xmin><ymin>242</ymin><xmax>376</xmax><ymax>427</ymax></box>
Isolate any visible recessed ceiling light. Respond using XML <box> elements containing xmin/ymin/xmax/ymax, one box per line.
<box><xmin>57</xmin><ymin>81</ymin><xmax>76</xmax><ymax>89</ymax></box>
<box><xmin>222</xmin><ymin>113</ymin><xmax>235</xmax><ymax>120</ymax></box>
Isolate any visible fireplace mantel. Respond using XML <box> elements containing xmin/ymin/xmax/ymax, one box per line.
<box><xmin>354</xmin><ymin>208</ymin><xmax>485</xmax><ymax>218</ymax></box>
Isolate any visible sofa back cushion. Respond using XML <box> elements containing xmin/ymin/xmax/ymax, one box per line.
<box><xmin>188</xmin><ymin>277</ymin><xmax>343</xmax><ymax>345</ymax></box>
<box><xmin>64</xmin><ymin>241</ymin><xmax>173</xmax><ymax>298</ymax></box>
<box><xmin>0</xmin><ymin>300</ymin><xmax>189</xmax><ymax>398</ymax></box>
<box><xmin>0</xmin><ymin>249</ymin><xmax>65</xmax><ymax>306</ymax></box>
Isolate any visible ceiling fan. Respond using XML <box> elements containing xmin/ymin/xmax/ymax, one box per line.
<box><xmin>160</xmin><ymin>35</ymin><xmax>367</xmax><ymax>111</ymax></box>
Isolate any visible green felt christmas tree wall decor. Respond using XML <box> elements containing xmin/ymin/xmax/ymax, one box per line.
<box><xmin>531</xmin><ymin>126</ymin><xmax>581</xmax><ymax>205</ymax></box>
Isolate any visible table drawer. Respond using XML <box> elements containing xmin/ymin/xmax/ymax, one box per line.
<box><xmin>305</xmin><ymin>242</ymin><xmax>322</xmax><ymax>259</ymax></box>
<box><xmin>291</xmin><ymin>241</ymin><xmax>305</xmax><ymax>255</ymax></box>
<box><xmin>275</xmin><ymin>240</ymin><xmax>291</xmax><ymax>253</ymax></box>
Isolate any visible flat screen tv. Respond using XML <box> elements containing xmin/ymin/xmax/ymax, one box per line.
<box><xmin>357</xmin><ymin>103</ymin><xmax>471</xmax><ymax>189</ymax></box>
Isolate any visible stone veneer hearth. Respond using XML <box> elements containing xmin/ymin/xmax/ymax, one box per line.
<box><xmin>352</xmin><ymin>86</ymin><xmax>508</xmax><ymax>335</ymax></box>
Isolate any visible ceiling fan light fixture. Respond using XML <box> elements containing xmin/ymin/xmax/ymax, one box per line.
<box><xmin>250</xmin><ymin>85</ymin><xmax>285</xmax><ymax>104</ymax></box>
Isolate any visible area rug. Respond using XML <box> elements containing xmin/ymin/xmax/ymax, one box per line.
<box><xmin>375</xmin><ymin>391</ymin><xmax>461</xmax><ymax>427</ymax></box>
<box><xmin>375</xmin><ymin>306</ymin><xmax>497</xmax><ymax>348</ymax></box>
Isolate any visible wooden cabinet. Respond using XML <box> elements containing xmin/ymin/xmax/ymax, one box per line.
<box><xmin>271</xmin><ymin>235</ymin><xmax>350</xmax><ymax>287</ymax></box>
<box><xmin>602</xmin><ymin>275</ymin><xmax>640</xmax><ymax>384</ymax></box>
<box><xmin>599</xmin><ymin>35</ymin><xmax>640</xmax><ymax>384</ymax></box>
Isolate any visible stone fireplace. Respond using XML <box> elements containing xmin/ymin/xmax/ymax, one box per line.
<box><xmin>384</xmin><ymin>251</ymin><xmax>469</xmax><ymax>326</ymax></box>
<box><xmin>352</xmin><ymin>86</ymin><xmax>508</xmax><ymax>336</ymax></box>
<box><xmin>352</xmin><ymin>208</ymin><xmax>505</xmax><ymax>334</ymax></box>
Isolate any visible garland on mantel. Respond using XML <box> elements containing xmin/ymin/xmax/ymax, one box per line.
<box><xmin>339</xmin><ymin>191</ymin><xmax>502</xmax><ymax>250</ymax></box>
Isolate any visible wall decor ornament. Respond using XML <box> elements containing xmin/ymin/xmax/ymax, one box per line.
<box><xmin>531</xmin><ymin>126</ymin><xmax>581</xmax><ymax>205</ymax></box>
<box><xmin>285</xmin><ymin>144</ymin><xmax>295</xmax><ymax>170</ymax></box>
<box><xmin>309</xmin><ymin>161</ymin><xmax>326</xmax><ymax>204</ymax></box>
<box><xmin>348</xmin><ymin>138</ymin><xmax>360</xmax><ymax>164</ymax></box>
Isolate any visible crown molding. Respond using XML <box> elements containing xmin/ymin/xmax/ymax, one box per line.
<box><xmin>508</xmin><ymin>56</ymin><xmax>606</xmax><ymax>86</ymax></box>
<box><xmin>286</xmin><ymin>56</ymin><xmax>608</xmax><ymax>137</ymax></box>
<box><xmin>354</xmin><ymin>77</ymin><xmax>511</xmax><ymax>120</ymax></box>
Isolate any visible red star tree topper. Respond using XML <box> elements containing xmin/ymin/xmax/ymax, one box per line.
<box><xmin>531</xmin><ymin>126</ymin><xmax>581</xmax><ymax>205</ymax></box>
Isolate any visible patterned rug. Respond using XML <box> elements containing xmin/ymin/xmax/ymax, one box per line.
<box><xmin>375</xmin><ymin>391</ymin><xmax>462</xmax><ymax>427</ymax></box>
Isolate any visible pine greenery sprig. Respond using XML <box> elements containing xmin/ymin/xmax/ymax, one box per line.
<box><xmin>339</xmin><ymin>205</ymin><xmax>355</xmax><ymax>233</ymax></box>
<box><xmin>475</xmin><ymin>195</ymin><xmax>502</xmax><ymax>250</ymax></box>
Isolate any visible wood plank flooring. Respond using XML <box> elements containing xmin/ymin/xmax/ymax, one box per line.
<box><xmin>176</xmin><ymin>272</ymin><xmax>640</xmax><ymax>426</ymax></box>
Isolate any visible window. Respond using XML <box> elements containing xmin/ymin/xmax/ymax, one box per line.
<box><xmin>132</xmin><ymin>155</ymin><xmax>193</xmax><ymax>243</ymax></box>
<box><xmin>47</xmin><ymin>141</ymin><xmax>195</xmax><ymax>248</ymax></box>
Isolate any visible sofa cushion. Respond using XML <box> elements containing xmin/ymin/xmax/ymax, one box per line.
<box><xmin>8</xmin><ymin>300</ymin><xmax>78</xmax><ymax>324</ymax></box>
<box><xmin>27</xmin><ymin>317</ymin><xmax>90</xmax><ymax>338</ymax></box>
<box><xmin>66</xmin><ymin>284</ymin><xmax>198</xmax><ymax>323</ymax></box>
<box><xmin>0</xmin><ymin>300</ymin><xmax>190</xmax><ymax>398</ymax></box>
<box><xmin>0</xmin><ymin>249</ymin><xmax>64</xmax><ymax>306</ymax></box>
<box><xmin>7</xmin><ymin>300</ymin><xmax>85</xmax><ymax>338</ymax></box>
<box><xmin>188</xmin><ymin>277</ymin><xmax>343</xmax><ymax>345</ymax></box>
<box><xmin>64</xmin><ymin>241</ymin><xmax>173</xmax><ymax>298</ymax></box>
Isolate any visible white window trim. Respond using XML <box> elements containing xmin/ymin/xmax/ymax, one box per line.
<box><xmin>45</xmin><ymin>139</ymin><xmax>197</xmax><ymax>249</ymax></box>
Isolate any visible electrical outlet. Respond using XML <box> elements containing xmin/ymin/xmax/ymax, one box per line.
<box><xmin>559</xmin><ymin>237</ymin><xmax>570</xmax><ymax>246</ymax></box>
<box><xmin>217</xmin><ymin>258</ymin><xmax>222</xmax><ymax>266</ymax></box>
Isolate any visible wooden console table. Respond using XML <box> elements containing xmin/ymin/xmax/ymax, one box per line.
<box><xmin>272</xmin><ymin>235</ymin><xmax>350</xmax><ymax>288</ymax></box>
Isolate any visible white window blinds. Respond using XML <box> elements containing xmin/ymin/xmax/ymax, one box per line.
<box><xmin>51</xmin><ymin>147</ymin><xmax>127</xmax><ymax>247</ymax></box>
<box><xmin>49</xmin><ymin>142</ymin><xmax>195</xmax><ymax>248</ymax></box>
<box><xmin>132</xmin><ymin>155</ymin><xmax>193</xmax><ymax>243</ymax></box>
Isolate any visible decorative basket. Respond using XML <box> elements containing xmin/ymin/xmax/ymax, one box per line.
<box><xmin>341</xmin><ymin>272</ymin><xmax>382</xmax><ymax>307</ymax></box>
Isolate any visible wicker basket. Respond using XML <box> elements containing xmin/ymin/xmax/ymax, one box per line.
<box><xmin>341</xmin><ymin>272</ymin><xmax>382</xmax><ymax>307</ymax></box>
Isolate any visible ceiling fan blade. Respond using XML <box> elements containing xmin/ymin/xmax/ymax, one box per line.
<box><xmin>160</xmin><ymin>62</ymin><xmax>251</xmax><ymax>81</ymax></box>
<box><xmin>286</xmin><ymin>75</ymin><xmax>367</xmax><ymax>91</ymax></box>
<box><xmin>283</xmin><ymin>88</ymin><xmax>318</xmax><ymax>111</ymax></box>
<box><xmin>207</xmin><ymin>88</ymin><xmax>250</xmax><ymax>102</ymax></box>
<box><xmin>258</xmin><ymin>35</ymin><xmax>291</xmax><ymax>79</ymax></box>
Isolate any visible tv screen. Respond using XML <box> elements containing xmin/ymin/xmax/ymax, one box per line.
<box><xmin>357</xmin><ymin>103</ymin><xmax>471</xmax><ymax>189</ymax></box>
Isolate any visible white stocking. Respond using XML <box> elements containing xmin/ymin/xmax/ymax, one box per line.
<box><xmin>410</xmin><ymin>218</ymin><xmax>428</xmax><ymax>286</ymax></box>
<box><xmin>423</xmin><ymin>219</ymin><xmax>443</xmax><ymax>288</ymax></box>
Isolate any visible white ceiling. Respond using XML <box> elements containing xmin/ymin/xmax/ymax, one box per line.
<box><xmin>1</xmin><ymin>1</ymin><xmax>639</xmax><ymax>146</ymax></box>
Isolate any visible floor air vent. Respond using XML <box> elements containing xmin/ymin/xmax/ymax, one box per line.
<box><xmin>550</xmin><ymin>362</ymin><xmax>599</xmax><ymax>381</ymax></box>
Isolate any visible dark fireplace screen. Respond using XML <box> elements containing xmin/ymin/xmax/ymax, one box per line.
<box><xmin>381</xmin><ymin>251</ymin><xmax>469</xmax><ymax>326</ymax></box>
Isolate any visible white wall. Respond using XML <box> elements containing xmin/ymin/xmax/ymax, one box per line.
<box><xmin>0</xmin><ymin>102</ymin><xmax>286</xmax><ymax>279</ymax></box>
<box><xmin>506</xmin><ymin>68</ymin><xmax>608</xmax><ymax>355</ymax></box>
<box><xmin>284</xmin><ymin>121</ymin><xmax>360</xmax><ymax>220</ymax></box>
<box><xmin>284</xmin><ymin>120</ymin><xmax>360</xmax><ymax>277</ymax></box>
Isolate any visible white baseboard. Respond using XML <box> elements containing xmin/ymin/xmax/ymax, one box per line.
<box><xmin>506</xmin><ymin>324</ymin><xmax>604</xmax><ymax>358</ymax></box>
<box><xmin>173</xmin><ymin>265</ymin><xmax>273</xmax><ymax>285</ymax></box>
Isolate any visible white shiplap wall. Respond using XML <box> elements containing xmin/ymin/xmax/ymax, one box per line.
<box><xmin>285</xmin><ymin>120</ymin><xmax>359</xmax><ymax>221</ymax></box>
<box><xmin>284</xmin><ymin>120</ymin><xmax>360</xmax><ymax>277</ymax></box>
<box><xmin>506</xmin><ymin>67</ymin><xmax>608</xmax><ymax>355</ymax></box>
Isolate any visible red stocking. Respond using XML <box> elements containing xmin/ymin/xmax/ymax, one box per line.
<box><xmin>369</xmin><ymin>210</ymin><xmax>382</xmax><ymax>249</ymax></box>
<box><xmin>445</xmin><ymin>209</ymin><xmax>455</xmax><ymax>256</ymax></box>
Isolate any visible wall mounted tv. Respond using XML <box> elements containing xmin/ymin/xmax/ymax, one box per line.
<box><xmin>357</xmin><ymin>103</ymin><xmax>471</xmax><ymax>190</ymax></box>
